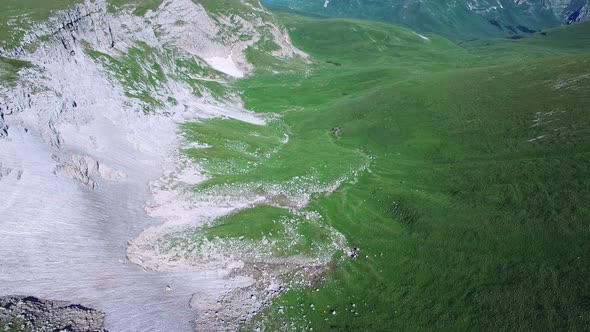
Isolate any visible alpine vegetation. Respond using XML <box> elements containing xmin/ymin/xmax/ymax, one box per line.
<box><xmin>1</xmin><ymin>0</ymin><xmax>590</xmax><ymax>331</ymax></box>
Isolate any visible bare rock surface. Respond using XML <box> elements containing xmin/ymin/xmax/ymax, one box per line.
<box><xmin>57</xmin><ymin>155</ymin><xmax>127</xmax><ymax>189</ymax></box>
<box><xmin>0</xmin><ymin>296</ymin><xmax>106</xmax><ymax>332</ymax></box>
<box><xmin>0</xmin><ymin>0</ymin><xmax>321</xmax><ymax>331</ymax></box>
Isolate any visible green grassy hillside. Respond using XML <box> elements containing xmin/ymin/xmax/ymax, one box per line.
<box><xmin>218</xmin><ymin>18</ymin><xmax>590</xmax><ymax>330</ymax></box>
<box><xmin>3</xmin><ymin>0</ymin><xmax>589</xmax><ymax>329</ymax></box>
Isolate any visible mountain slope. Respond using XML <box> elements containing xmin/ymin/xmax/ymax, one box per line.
<box><xmin>2</xmin><ymin>0</ymin><xmax>590</xmax><ymax>331</ymax></box>
<box><xmin>263</xmin><ymin>0</ymin><xmax>590</xmax><ymax>40</ymax></box>
<box><xmin>0</xmin><ymin>0</ymin><xmax>322</xmax><ymax>331</ymax></box>
<box><xmin>231</xmin><ymin>18</ymin><xmax>590</xmax><ymax>330</ymax></box>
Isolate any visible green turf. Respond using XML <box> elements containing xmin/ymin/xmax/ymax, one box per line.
<box><xmin>182</xmin><ymin>118</ymin><xmax>287</xmax><ymax>176</ymax></box>
<box><xmin>0</xmin><ymin>56</ymin><xmax>32</xmax><ymax>86</ymax></box>
<box><xmin>3</xmin><ymin>0</ymin><xmax>590</xmax><ymax>329</ymax></box>
<box><xmin>0</xmin><ymin>319</ymin><xmax>28</xmax><ymax>332</ymax></box>
<box><xmin>209</xmin><ymin>18</ymin><xmax>590</xmax><ymax>331</ymax></box>
<box><xmin>108</xmin><ymin>0</ymin><xmax>163</xmax><ymax>16</ymax></box>
<box><xmin>206</xmin><ymin>206</ymin><xmax>337</xmax><ymax>258</ymax></box>
<box><xmin>162</xmin><ymin>205</ymin><xmax>337</xmax><ymax>258</ymax></box>
<box><xmin>207</xmin><ymin>205</ymin><xmax>289</xmax><ymax>241</ymax></box>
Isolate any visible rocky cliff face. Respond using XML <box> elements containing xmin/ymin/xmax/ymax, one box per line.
<box><xmin>0</xmin><ymin>0</ymin><xmax>306</xmax><ymax>190</ymax></box>
<box><xmin>0</xmin><ymin>0</ymin><xmax>313</xmax><ymax>331</ymax></box>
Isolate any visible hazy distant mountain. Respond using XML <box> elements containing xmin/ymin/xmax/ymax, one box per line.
<box><xmin>263</xmin><ymin>0</ymin><xmax>590</xmax><ymax>40</ymax></box>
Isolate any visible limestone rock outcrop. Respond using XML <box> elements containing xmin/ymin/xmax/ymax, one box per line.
<box><xmin>0</xmin><ymin>296</ymin><xmax>106</xmax><ymax>332</ymax></box>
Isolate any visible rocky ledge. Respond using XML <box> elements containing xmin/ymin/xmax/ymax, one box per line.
<box><xmin>0</xmin><ymin>296</ymin><xmax>106</xmax><ymax>332</ymax></box>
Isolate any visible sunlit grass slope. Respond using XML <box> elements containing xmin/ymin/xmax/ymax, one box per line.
<box><xmin>230</xmin><ymin>18</ymin><xmax>590</xmax><ymax>330</ymax></box>
<box><xmin>3</xmin><ymin>0</ymin><xmax>590</xmax><ymax>329</ymax></box>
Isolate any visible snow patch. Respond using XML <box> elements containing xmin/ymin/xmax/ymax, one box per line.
<box><xmin>206</xmin><ymin>54</ymin><xmax>244</xmax><ymax>78</ymax></box>
<box><xmin>417</xmin><ymin>33</ymin><xmax>430</xmax><ymax>41</ymax></box>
